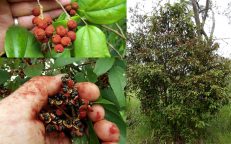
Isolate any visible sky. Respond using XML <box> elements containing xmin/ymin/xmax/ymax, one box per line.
<box><xmin>127</xmin><ymin>0</ymin><xmax>231</xmax><ymax>58</ymax></box>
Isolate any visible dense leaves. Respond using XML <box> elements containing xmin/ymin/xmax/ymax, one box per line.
<box><xmin>127</xmin><ymin>2</ymin><xmax>230</xmax><ymax>143</ymax></box>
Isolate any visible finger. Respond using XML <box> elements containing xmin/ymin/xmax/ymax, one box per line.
<box><xmin>75</xmin><ymin>82</ymin><xmax>100</xmax><ymax>102</ymax></box>
<box><xmin>0</xmin><ymin>74</ymin><xmax>64</xmax><ymax>119</ymax></box>
<box><xmin>88</xmin><ymin>104</ymin><xmax>105</xmax><ymax>122</ymax></box>
<box><xmin>10</xmin><ymin>0</ymin><xmax>71</xmax><ymax>17</ymax></box>
<box><xmin>94</xmin><ymin>120</ymin><xmax>120</xmax><ymax>142</ymax></box>
<box><xmin>17</xmin><ymin>9</ymin><xmax>62</xmax><ymax>29</ymax></box>
<box><xmin>0</xmin><ymin>0</ymin><xmax>13</xmax><ymax>52</ymax></box>
<box><xmin>102</xmin><ymin>142</ymin><xmax>119</xmax><ymax>144</ymax></box>
<box><xmin>45</xmin><ymin>132</ymin><xmax>71</xmax><ymax>144</ymax></box>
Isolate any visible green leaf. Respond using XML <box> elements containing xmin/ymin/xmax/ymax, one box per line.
<box><xmin>74</xmin><ymin>25</ymin><xmax>110</xmax><ymax>58</ymax></box>
<box><xmin>45</xmin><ymin>49</ymin><xmax>71</xmax><ymax>58</ymax></box>
<box><xmin>72</xmin><ymin>135</ymin><xmax>88</xmax><ymax>144</ymax></box>
<box><xmin>74</xmin><ymin>72</ymin><xmax>87</xmax><ymax>82</ymax></box>
<box><xmin>101</xmin><ymin>87</ymin><xmax>120</xmax><ymax>109</ymax></box>
<box><xmin>51</xmin><ymin>58</ymin><xmax>81</xmax><ymax>68</ymax></box>
<box><xmin>102</xmin><ymin>104</ymin><xmax>126</xmax><ymax>144</ymax></box>
<box><xmin>78</xmin><ymin>0</ymin><xmax>126</xmax><ymax>24</ymax></box>
<box><xmin>86</xmin><ymin>120</ymin><xmax>100</xmax><ymax>144</ymax></box>
<box><xmin>0</xmin><ymin>70</ymin><xmax>10</xmax><ymax>84</ymax></box>
<box><xmin>93</xmin><ymin>58</ymin><xmax>115</xmax><ymax>76</ymax></box>
<box><xmin>85</xmin><ymin>66</ymin><xmax>98</xmax><ymax>83</ymax></box>
<box><xmin>108</xmin><ymin>66</ymin><xmax>126</xmax><ymax>108</ymax></box>
<box><xmin>24</xmin><ymin>64</ymin><xmax>44</xmax><ymax>77</ymax></box>
<box><xmin>94</xmin><ymin>98</ymin><xmax>115</xmax><ymax>105</ymax></box>
<box><xmin>4</xmin><ymin>26</ymin><xmax>43</xmax><ymax>58</ymax></box>
<box><xmin>53</xmin><ymin>15</ymin><xmax>81</xmax><ymax>28</ymax></box>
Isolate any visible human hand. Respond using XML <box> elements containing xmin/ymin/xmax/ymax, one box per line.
<box><xmin>0</xmin><ymin>0</ymin><xmax>71</xmax><ymax>53</ymax></box>
<box><xmin>0</xmin><ymin>75</ymin><xmax>120</xmax><ymax>144</ymax></box>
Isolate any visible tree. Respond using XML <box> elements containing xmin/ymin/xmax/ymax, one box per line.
<box><xmin>127</xmin><ymin>1</ymin><xmax>230</xmax><ymax>143</ymax></box>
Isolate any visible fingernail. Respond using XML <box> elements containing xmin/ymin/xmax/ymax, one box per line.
<box><xmin>60</xmin><ymin>0</ymin><xmax>71</xmax><ymax>5</ymax></box>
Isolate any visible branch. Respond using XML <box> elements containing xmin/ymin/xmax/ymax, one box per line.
<box><xmin>55</xmin><ymin>0</ymin><xmax>70</xmax><ymax>19</ymax></box>
<box><xmin>209</xmin><ymin>10</ymin><xmax>215</xmax><ymax>41</ymax></box>
<box><xmin>116</xmin><ymin>23</ymin><xmax>126</xmax><ymax>39</ymax></box>
<box><xmin>191</xmin><ymin>0</ymin><xmax>201</xmax><ymax>36</ymax></box>
<box><xmin>107</xmin><ymin>42</ymin><xmax>123</xmax><ymax>59</ymax></box>
<box><xmin>201</xmin><ymin>0</ymin><xmax>210</xmax><ymax>28</ymax></box>
<box><xmin>37</xmin><ymin>0</ymin><xmax>44</xmax><ymax>19</ymax></box>
<box><xmin>102</xmin><ymin>25</ymin><xmax>126</xmax><ymax>40</ymax></box>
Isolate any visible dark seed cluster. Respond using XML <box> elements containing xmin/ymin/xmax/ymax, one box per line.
<box><xmin>39</xmin><ymin>75</ymin><xmax>93</xmax><ymax>137</ymax></box>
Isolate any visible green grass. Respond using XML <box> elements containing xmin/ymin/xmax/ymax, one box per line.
<box><xmin>126</xmin><ymin>96</ymin><xmax>154</xmax><ymax>144</ymax></box>
<box><xmin>204</xmin><ymin>104</ymin><xmax>231</xmax><ymax>144</ymax></box>
<box><xmin>127</xmin><ymin>94</ymin><xmax>231</xmax><ymax>144</ymax></box>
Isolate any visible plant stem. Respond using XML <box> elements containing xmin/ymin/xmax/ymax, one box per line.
<box><xmin>102</xmin><ymin>25</ymin><xmax>126</xmax><ymax>40</ymax></box>
<box><xmin>107</xmin><ymin>42</ymin><xmax>123</xmax><ymax>59</ymax></box>
<box><xmin>47</xmin><ymin>42</ymin><xmax>52</xmax><ymax>57</ymax></box>
<box><xmin>37</xmin><ymin>0</ymin><xmax>44</xmax><ymax>19</ymax></box>
<box><xmin>76</xmin><ymin>13</ymin><xmax>88</xmax><ymax>25</ymax></box>
<box><xmin>55</xmin><ymin>0</ymin><xmax>71</xmax><ymax>20</ymax></box>
<box><xmin>116</xmin><ymin>23</ymin><xmax>126</xmax><ymax>38</ymax></box>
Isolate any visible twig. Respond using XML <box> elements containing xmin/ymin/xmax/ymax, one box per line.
<box><xmin>55</xmin><ymin>0</ymin><xmax>71</xmax><ymax>20</ymax></box>
<box><xmin>47</xmin><ymin>42</ymin><xmax>52</xmax><ymax>57</ymax></box>
<box><xmin>116</xmin><ymin>23</ymin><xmax>126</xmax><ymax>38</ymax></box>
<box><xmin>76</xmin><ymin>13</ymin><xmax>88</xmax><ymax>25</ymax></box>
<box><xmin>107</xmin><ymin>42</ymin><xmax>123</xmax><ymax>59</ymax></box>
<box><xmin>37</xmin><ymin>0</ymin><xmax>44</xmax><ymax>19</ymax></box>
<box><xmin>102</xmin><ymin>25</ymin><xmax>126</xmax><ymax>40</ymax></box>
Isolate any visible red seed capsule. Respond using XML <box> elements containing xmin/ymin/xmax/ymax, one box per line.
<box><xmin>32</xmin><ymin>7</ymin><xmax>40</xmax><ymax>16</ymax></box>
<box><xmin>65</xmin><ymin>4</ymin><xmax>72</xmax><ymax>11</ymax></box>
<box><xmin>56</xmin><ymin>109</ymin><xmax>63</xmax><ymax>116</ymax></box>
<box><xmin>34</xmin><ymin>28</ymin><xmax>46</xmax><ymax>41</ymax></box>
<box><xmin>37</xmin><ymin>20</ymin><xmax>48</xmax><ymax>29</ymax></box>
<box><xmin>61</xmin><ymin>37</ymin><xmax>71</xmax><ymax>47</ymax></box>
<box><xmin>52</xmin><ymin>34</ymin><xmax>62</xmax><ymax>44</ymax></box>
<box><xmin>56</xmin><ymin>26</ymin><xmax>67</xmax><ymax>37</ymax></box>
<box><xmin>44</xmin><ymin>16</ymin><xmax>53</xmax><ymax>25</ymax></box>
<box><xmin>45</xmin><ymin>25</ymin><xmax>55</xmax><ymax>37</ymax></box>
<box><xmin>70</xmin><ymin>9</ymin><xmax>76</xmax><ymax>16</ymax></box>
<box><xmin>54</xmin><ymin>44</ymin><xmax>64</xmax><ymax>53</ymax></box>
<box><xmin>71</xmin><ymin>2</ymin><xmax>79</xmax><ymax>9</ymax></box>
<box><xmin>67</xmin><ymin>20</ymin><xmax>77</xmax><ymax>30</ymax></box>
<box><xmin>67</xmin><ymin>31</ymin><xmax>76</xmax><ymax>41</ymax></box>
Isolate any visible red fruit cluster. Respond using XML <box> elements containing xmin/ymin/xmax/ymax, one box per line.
<box><xmin>65</xmin><ymin>2</ymin><xmax>79</xmax><ymax>16</ymax></box>
<box><xmin>31</xmin><ymin>6</ymin><xmax>78</xmax><ymax>53</ymax></box>
<box><xmin>52</xmin><ymin>19</ymin><xmax>77</xmax><ymax>53</ymax></box>
<box><xmin>32</xmin><ymin>8</ymin><xmax>54</xmax><ymax>43</ymax></box>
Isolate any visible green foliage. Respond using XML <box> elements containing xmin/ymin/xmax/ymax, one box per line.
<box><xmin>77</xmin><ymin>0</ymin><xmax>126</xmax><ymax>24</ymax></box>
<box><xmin>204</xmin><ymin>105</ymin><xmax>231</xmax><ymax>144</ymax></box>
<box><xmin>74</xmin><ymin>25</ymin><xmax>110</xmax><ymax>57</ymax></box>
<box><xmin>4</xmin><ymin>26</ymin><xmax>43</xmax><ymax>58</ymax></box>
<box><xmin>127</xmin><ymin>1</ymin><xmax>230</xmax><ymax>143</ymax></box>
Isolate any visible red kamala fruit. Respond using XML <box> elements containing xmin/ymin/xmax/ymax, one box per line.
<box><xmin>34</xmin><ymin>28</ymin><xmax>46</xmax><ymax>40</ymax></box>
<box><xmin>71</xmin><ymin>2</ymin><xmax>79</xmax><ymax>9</ymax></box>
<box><xmin>52</xmin><ymin>34</ymin><xmax>62</xmax><ymax>44</ymax></box>
<box><xmin>45</xmin><ymin>25</ymin><xmax>55</xmax><ymax>37</ymax></box>
<box><xmin>65</xmin><ymin>4</ymin><xmax>72</xmax><ymax>11</ymax></box>
<box><xmin>44</xmin><ymin>16</ymin><xmax>53</xmax><ymax>25</ymax></box>
<box><xmin>70</xmin><ymin>9</ymin><xmax>76</xmax><ymax>16</ymax></box>
<box><xmin>61</xmin><ymin>37</ymin><xmax>71</xmax><ymax>47</ymax></box>
<box><xmin>37</xmin><ymin>19</ymin><xmax>48</xmax><ymax>29</ymax></box>
<box><xmin>54</xmin><ymin>44</ymin><xmax>64</xmax><ymax>53</ymax></box>
<box><xmin>67</xmin><ymin>31</ymin><xmax>76</xmax><ymax>41</ymax></box>
<box><xmin>32</xmin><ymin>7</ymin><xmax>40</xmax><ymax>16</ymax></box>
<box><xmin>56</xmin><ymin>26</ymin><xmax>67</xmax><ymax>37</ymax></box>
<box><xmin>67</xmin><ymin>20</ymin><xmax>77</xmax><ymax>30</ymax></box>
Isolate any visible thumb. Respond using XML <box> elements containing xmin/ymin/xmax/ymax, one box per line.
<box><xmin>0</xmin><ymin>74</ymin><xmax>65</xmax><ymax>119</ymax></box>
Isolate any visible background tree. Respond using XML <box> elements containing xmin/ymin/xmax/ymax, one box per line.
<box><xmin>127</xmin><ymin>1</ymin><xmax>230</xmax><ymax>143</ymax></box>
